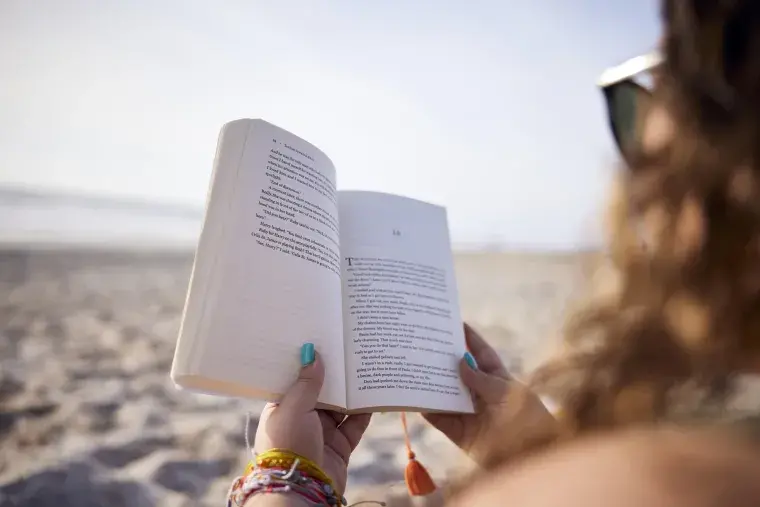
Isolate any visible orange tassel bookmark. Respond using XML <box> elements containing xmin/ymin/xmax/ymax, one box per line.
<box><xmin>400</xmin><ymin>412</ymin><xmax>436</xmax><ymax>496</ymax></box>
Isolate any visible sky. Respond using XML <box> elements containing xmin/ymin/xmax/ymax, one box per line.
<box><xmin>0</xmin><ymin>0</ymin><xmax>660</xmax><ymax>249</ymax></box>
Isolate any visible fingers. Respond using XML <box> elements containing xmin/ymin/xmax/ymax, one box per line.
<box><xmin>464</xmin><ymin>323</ymin><xmax>509</xmax><ymax>378</ymax></box>
<box><xmin>318</xmin><ymin>410</ymin><xmax>370</xmax><ymax>448</ymax></box>
<box><xmin>421</xmin><ymin>412</ymin><xmax>443</xmax><ymax>426</ymax></box>
<box><xmin>421</xmin><ymin>411</ymin><xmax>461</xmax><ymax>437</ymax></box>
<box><xmin>320</xmin><ymin>411</ymin><xmax>371</xmax><ymax>462</ymax></box>
<box><xmin>324</xmin><ymin>410</ymin><xmax>345</xmax><ymax>426</ymax></box>
<box><xmin>279</xmin><ymin>349</ymin><xmax>325</xmax><ymax>413</ymax></box>
<box><xmin>460</xmin><ymin>357</ymin><xmax>510</xmax><ymax>404</ymax></box>
<box><xmin>338</xmin><ymin>413</ymin><xmax>372</xmax><ymax>451</ymax></box>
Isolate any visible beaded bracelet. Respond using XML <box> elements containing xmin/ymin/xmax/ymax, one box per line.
<box><xmin>255</xmin><ymin>449</ymin><xmax>335</xmax><ymax>489</ymax></box>
<box><xmin>228</xmin><ymin>450</ymin><xmax>347</xmax><ymax>507</ymax></box>
<box><xmin>232</xmin><ymin>416</ymin><xmax>384</xmax><ymax>507</ymax></box>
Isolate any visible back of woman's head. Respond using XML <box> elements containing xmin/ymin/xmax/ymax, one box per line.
<box><xmin>663</xmin><ymin>0</ymin><xmax>760</xmax><ymax>130</ymax></box>
<box><xmin>557</xmin><ymin>0</ymin><xmax>760</xmax><ymax>433</ymax></box>
<box><xmin>487</xmin><ymin>0</ymin><xmax>760</xmax><ymax>465</ymax></box>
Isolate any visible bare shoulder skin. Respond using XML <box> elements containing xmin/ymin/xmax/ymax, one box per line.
<box><xmin>447</xmin><ymin>427</ymin><xmax>760</xmax><ymax>507</ymax></box>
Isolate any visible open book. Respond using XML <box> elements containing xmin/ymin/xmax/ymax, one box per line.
<box><xmin>171</xmin><ymin>119</ymin><xmax>474</xmax><ymax>414</ymax></box>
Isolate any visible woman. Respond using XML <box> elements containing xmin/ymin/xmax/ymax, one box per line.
<box><xmin>232</xmin><ymin>0</ymin><xmax>760</xmax><ymax>505</ymax></box>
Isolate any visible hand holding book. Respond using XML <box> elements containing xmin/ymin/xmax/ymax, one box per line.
<box><xmin>181</xmin><ymin>119</ymin><xmax>560</xmax><ymax>502</ymax></box>
<box><xmin>251</xmin><ymin>346</ymin><xmax>371</xmax><ymax>498</ymax></box>
<box><xmin>422</xmin><ymin>324</ymin><xmax>556</xmax><ymax>467</ymax></box>
<box><xmin>171</xmin><ymin>119</ymin><xmax>473</xmax><ymax>414</ymax></box>
<box><xmin>235</xmin><ymin>325</ymin><xmax>556</xmax><ymax>502</ymax></box>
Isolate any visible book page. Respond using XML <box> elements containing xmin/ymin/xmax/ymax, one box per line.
<box><xmin>338</xmin><ymin>191</ymin><xmax>474</xmax><ymax>413</ymax></box>
<box><xmin>172</xmin><ymin>119</ymin><xmax>346</xmax><ymax>410</ymax></box>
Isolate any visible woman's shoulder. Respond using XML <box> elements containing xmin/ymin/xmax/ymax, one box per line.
<box><xmin>444</xmin><ymin>426</ymin><xmax>760</xmax><ymax>507</ymax></box>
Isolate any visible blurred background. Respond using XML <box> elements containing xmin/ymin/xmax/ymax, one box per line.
<box><xmin>0</xmin><ymin>1</ymin><xmax>658</xmax><ymax>505</ymax></box>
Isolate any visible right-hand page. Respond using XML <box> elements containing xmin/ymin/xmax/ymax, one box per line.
<box><xmin>338</xmin><ymin>191</ymin><xmax>474</xmax><ymax>413</ymax></box>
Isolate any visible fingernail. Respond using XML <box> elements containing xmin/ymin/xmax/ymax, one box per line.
<box><xmin>464</xmin><ymin>351</ymin><xmax>478</xmax><ymax>370</ymax></box>
<box><xmin>300</xmin><ymin>343</ymin><xmax>315</xmax><ymax>366</ymax></box>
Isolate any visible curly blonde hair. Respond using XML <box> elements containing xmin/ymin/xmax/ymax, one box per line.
<box><xmin>479</xmin><ymin>0</ymin><xmax>760</xmax><ymax>468</ymax></box>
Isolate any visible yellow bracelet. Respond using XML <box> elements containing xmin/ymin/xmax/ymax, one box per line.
<box><xmin>252</xmin><ymin>448</ymin><xmax>335</xmax><ymax>490</ymax></box>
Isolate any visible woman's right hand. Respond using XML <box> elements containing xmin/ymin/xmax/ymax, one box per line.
<box><xmin>423</xmin><ymin>324</ymin><xmax>556</xmax><ymax>466</ymax></box>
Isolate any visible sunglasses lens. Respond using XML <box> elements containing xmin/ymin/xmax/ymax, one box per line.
<box><xmin>605</xmin><ymin>82</ymin><xmax>651</xmax><ymax>157</ymax></box>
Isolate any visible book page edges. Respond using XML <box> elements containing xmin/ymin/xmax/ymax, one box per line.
<box><xmin>170</xmin><ymin>119</ymin><xmax>253</xmax><ymax>383</ymax></box>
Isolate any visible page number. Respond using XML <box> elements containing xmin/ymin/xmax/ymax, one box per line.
<box><xmin>393</xmin><ymin>229</ymin><xmax>401</xmax><ymax>236</ymax></box>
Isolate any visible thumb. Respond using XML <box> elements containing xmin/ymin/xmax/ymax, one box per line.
<box><xmin>460</xmin><ymin>358</ymin><xmax>509</xmax><ymax>404</ymax></box>
<box><xmin>280</xmin><ymin>344</ymin><xmax>325</xmax><ymax>413</ymax></box>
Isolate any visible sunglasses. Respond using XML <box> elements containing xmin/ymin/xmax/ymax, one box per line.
<box><xmin>598</xmin><ymin>51</ymin><xmax>663</xmax><ymax>162</ymax></box>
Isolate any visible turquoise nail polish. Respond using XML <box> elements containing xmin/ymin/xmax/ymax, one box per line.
<box><xmin>464</xmin><ymin>351</ymin><xmax>478</xmax><ymax>370</ymax></box>
<box><xmin>301</xmin><ymin>343</ymin><xmax>315</xmax><ymax>366</ymax></box>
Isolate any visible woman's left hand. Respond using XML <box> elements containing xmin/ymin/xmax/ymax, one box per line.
<box><xmin>423</xmin><ymin>324</ymin><xmax>555</xmax><ymax>467</ymax></box>
<box><xmin>253</xmin><ymin>345</ymin><xmax>372</xmax><ymax>495</ymax></box>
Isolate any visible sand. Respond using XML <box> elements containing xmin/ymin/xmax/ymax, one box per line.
<box><xmin>0</xmin><ymin>248</ymin><xmax>586</xmax><ymax>506</ymax></box>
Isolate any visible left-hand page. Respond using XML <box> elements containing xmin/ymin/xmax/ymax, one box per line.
<box><xmin>171</xmin><ymin>119</ymin><xmax>346</xmax><ymax>410</ymax></box>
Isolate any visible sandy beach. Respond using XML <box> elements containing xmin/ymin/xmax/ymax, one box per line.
<box><xmin>0</xmin><ymin>248</ymin><xmax>586</xmax><ymax>506</ymax></box>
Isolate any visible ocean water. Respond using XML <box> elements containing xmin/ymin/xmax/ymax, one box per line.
<box><xmin>0</xmin><ymin>188</ymin><xmax>519</xmax><ymax>252</ymax></box>
<box><xmin>0</xmin><ymin>188</ymin><xmax>203</xmax><ymax>250</ymax></box>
